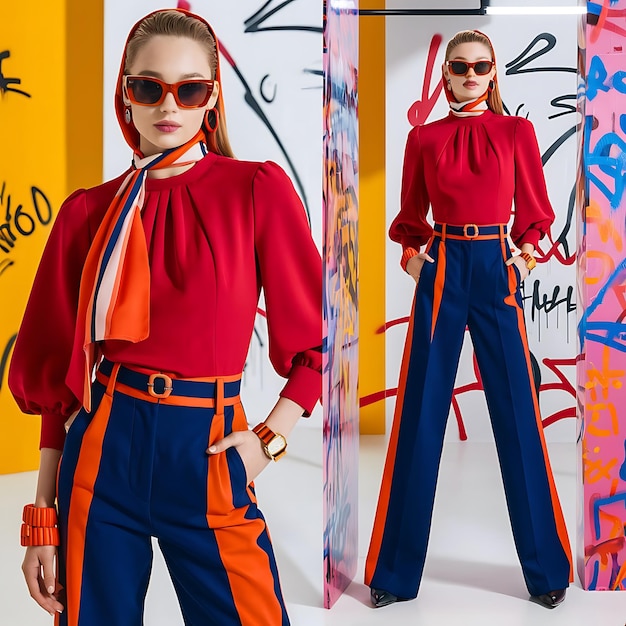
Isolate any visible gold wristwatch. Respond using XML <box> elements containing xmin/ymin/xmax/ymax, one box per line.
<box><xmin>252</xmin><ymin>422</ymin><xmax>288</xmax><ymax>461</ymax></box>
<box><xmin>519</xmin><ymin>252</ymin><xmax>537</xmax><ymax>271</ymax></box>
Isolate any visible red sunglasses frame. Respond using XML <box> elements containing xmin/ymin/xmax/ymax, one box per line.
<box><xmin>446</xmin><ymin>60</ymin><xmax>494</xmax><ymax>76</ymax></box>
<box><xmin>124</xmin><ymin>75</ymin><xmax>217</xmax><ymax>108</ymax></box>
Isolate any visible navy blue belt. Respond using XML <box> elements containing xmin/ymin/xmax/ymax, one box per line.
<box><xmin>434</xmin><ymin>223</ymin><xmax>507</xmax><ymax>240</ymax></box>
<box><xmin>98</xmin><ymin>359</ymin><xmax>242</xmax><ymax>400</ymax></box>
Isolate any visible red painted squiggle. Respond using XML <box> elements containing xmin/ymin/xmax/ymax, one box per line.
<box><xmin>407</xmin><ymin>34</ymin><xmax>444</xmax><ymax>127</ymax></box>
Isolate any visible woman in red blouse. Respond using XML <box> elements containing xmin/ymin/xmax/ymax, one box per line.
<box><xmin>365</xmin><ymin>30</ymin><xmax>572</xmax><ymax>610</ymax></box>
<box><xmin>10</xmin><ymin>9</ymin><xmax>320</xmax><ymax>626</ymax></box>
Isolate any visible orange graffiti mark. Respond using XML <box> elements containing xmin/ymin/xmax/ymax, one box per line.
<box><xmin>590</xmin><ymin>0</ymin><xmax>611</xmax><ymax>44</ymax></box>
<box><xmin>582</xmin><ymin>250</ymin><xmax>616</xmax><ymax>285</ymax></box>
<box><xmin>585</xmin><ymin>345</ymin><xmax>624</xmax><ymax>401</ymax></box>
<box><xmin>613</xmin><ymin>559</ymin><xmax>626</xmax><ymax>590</ymax></box>
<box><xmin>586</xmin><ymin>402</ymin><xmax>620</xmax><ymax>437</ymax></box>
<box><xmin>583</xmin><ymin>453</ymin><xmax>618</xmax><ymax>483</ymax></box>
<box><xmin>599</xmin><ymin>507</ymin><xmax>626</xmax><ymax>541</ymax></box>
<box><xmin>586</xmin><ymin>200</ymin><xmax>624</xmax><ymax>251</ymax></box>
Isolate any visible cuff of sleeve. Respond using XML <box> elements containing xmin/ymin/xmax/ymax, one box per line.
<box><xmin>279</xmin><ymin>365</ymin><xmax>322</xmax><ymax>417</ymax></box>
<box><xmin>516</xmin><ymin>228</ymin><xmax>542</xmax><ymax>249</ymax></box>
<box><xmin>40</xmin><ymin>412</ymin><xmax>67</xmax><ymax>451</ymax></box>
<box><xmin>401</xmin><ymin>235</ymin><xmax>427</xmax><ymax>252</ymax></box>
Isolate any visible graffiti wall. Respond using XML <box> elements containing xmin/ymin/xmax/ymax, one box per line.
<box><xmin>322</xmin><ymin>0</ymin><xmax>359</xmax><ymax>609</ymax></box>
<box><xmin>383</xmin><ymin>14</ymin><xmax>578</xmax><ymax>443</ymax></box>
<box><xmin>577</xmin><ymin>0</ymin><xmax>626</xmax><ymax>592</ymax></box>
<box><xmin>0</xmin><ymin>0</ymin><xmax>102</xmax><ymax>474</ymax></box>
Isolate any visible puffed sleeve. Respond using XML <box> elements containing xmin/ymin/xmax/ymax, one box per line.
<box><xmin>253</xmin><ymin>162</ymin><xmax>322</xmax><ymax>415</ymax></box>
<box><xmin>389</xmin><ymin>125</ymin><xmax>433</xmax><ymax>250</ymax></box>
<box><xmin>8</xmin><ymin>189</ymin><xmax>91</xmax><ymax>450</ymax></box>
<box><xmin>511</xmin><ymin>117</ymin><xmax>555</xmax><ymax>247</ymax></box>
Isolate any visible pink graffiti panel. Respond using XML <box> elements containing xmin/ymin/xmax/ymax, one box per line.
<box><xmin>578</xmin><ymin>0</ymin><xmax>626</xmax><ymax>591</ymax></box>
<box><xmin>322</xmin><ymin>0</ymin><xmax>359</xmax><ymax>609</ymax></box>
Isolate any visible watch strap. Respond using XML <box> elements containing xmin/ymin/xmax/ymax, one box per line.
<box><xmin>252</xmin><ymin>422</ymin><xmax>287</xmax><ymax>461</ymax></box>
<box><xmin>252</xmin><ymin>422</ymin><xmax>276</xmax><ymax>446</ymax></box>
<box><xmin>519</xmin><ymin>252</ymin><xmax>536</xmax><ymax>271</ymax></box>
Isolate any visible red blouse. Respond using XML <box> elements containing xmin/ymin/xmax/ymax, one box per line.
<box><xmin>9</xmin><ymin>155</ymin><xmax>322</xmax><ymax>450</ymax></box>
<box><xmin>390</xmin><ymin>110</ymin><xmax>555</xmax><ymax>250</ymax></box>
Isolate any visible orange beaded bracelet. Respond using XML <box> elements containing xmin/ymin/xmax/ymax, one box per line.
<box><xmin>400</xmin><ymin>247</ymin><xmax>419</xmax><ymax>272</ymax></box>
<box><xmin>20</xmin><ymin>504</ymin><xmax>60</xmax><ymax>547</ymax></box>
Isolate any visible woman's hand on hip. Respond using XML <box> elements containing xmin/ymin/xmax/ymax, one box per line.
<box><xmin>505</xmin><ymin>254</ymin><xmax>530</xmax><ymax>282</ymax></box>
<box><xmin>207</xmin><ymin>430</ymin><xmax>270</xmax><ymax>483</ymax></box>
<box><xmin>406</xmin><ymin>253</ymin><xmax>434</xmax><ymax>284</ymax></box>
<box><xmin>22</xmin><ymin>545</ymin><xmax>64</xmax><ymax>616</ymax></box>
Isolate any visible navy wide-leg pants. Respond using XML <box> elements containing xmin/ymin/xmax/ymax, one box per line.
<box><xmin>56</xmin><ymin>363</ymin><xmax>289</xmax><ymax>626</ymax></box>
<box><xmin>365</xmin><ymin>226</ymin><xmax>572</xmax><ymax>599</ymax></box>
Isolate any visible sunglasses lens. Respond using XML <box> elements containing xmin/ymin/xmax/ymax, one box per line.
<box><xmin>474</xmin><ymin>61</ymin><xmax>492</xmax><ymax>75</ymax></box>
<box><xmin>449</xmin><ymin>61</ymin><xmax>469</xmax><ymax>75</ymax></box>
<box><xmin>128</xmin><ymin>78</ymin><xmax>163</xmax><ymax>104</ymax></box>
<box><xmin>177</xmin><ymin>82</ymin><xmax>211</xmax><ymax>107</ymax></box>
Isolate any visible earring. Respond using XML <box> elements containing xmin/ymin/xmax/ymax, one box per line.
<box><xmin>205</xmin><ymin>107</ymin><xmax>219</xmax><ymax>133</ymax></box>
<box><xmin>447</xmin><ymin>78</ymin><xmax>452</xmax><ymax>91</ymax></box>
<box><xmin>488</xmin><ymin>79</ymin><xmax>495</xmax><ymax>91</ymax></box>
<box><xmin>124</xmin><ymin>106</ymin><xmax>132</xmax><ymax>124</ymax></box>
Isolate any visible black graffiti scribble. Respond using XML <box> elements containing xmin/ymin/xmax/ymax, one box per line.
<box><xmin>502</xmin><ymin>33</ymin><xmax>578</xmax><ymax>264</ymax></box>
<box><xmin>259</xmin><ymin>74</ymin><xmax>277</xmax><ymax>103</ymax></box>
<box><xmin>548</xmin><ymin>94</ymin><xmax>577</xmax><ymax>120</ymax></box>
<box><xmin>0</xmin><ymin>334</ymin><xmax>17</xmax><ymax>392</ymax></box>
<box><xmin>245</xmin><ymin>0</ymin><xmax>323</xmax><ymax>34</ymax></box>
<box><xmin>0</xmin><ymin>259</ymin><xmax>14</xmax><ymax>275</ymax></box>
<box><xmin>505</xmin><ymin>33</ymin><xmax>576</xmax><ymax>76</ymax></box>
<box><xmin>523</xmin><ymin>279</ymin><xmax>576</xmax><ymax>323</ymax></box>
<box><xmin>0</xmin><ymin>51</ymin><xmax>31</xmax><ymax>98</ymax></box>
<box><xmin>0</xmin><ymin>184</ymin><xmax>53</xmax><ymax>257</ymax></box>
<box><xmin>219</xmin><ymin>43</ymin><xmax>312</xmax><ymax>218</ymax></box>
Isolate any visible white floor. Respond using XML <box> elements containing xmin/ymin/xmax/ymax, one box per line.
<box><xmin>2</xmin><ymin>428</ymin><xmax>625</xmax><ymax>625</ymax></box>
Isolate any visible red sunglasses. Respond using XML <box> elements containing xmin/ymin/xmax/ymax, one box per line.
<box><xmin>446</xmin><ymin>60</ymin><xmax>494</xmax><ymax>76</ymax></box>
<box><xmin>124</xmin><ymin>75</ymin><xmax>216</xmax><ymax>108</ymax></box>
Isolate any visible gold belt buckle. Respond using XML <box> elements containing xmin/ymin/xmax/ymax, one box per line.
<box><xmin>148</xmin><ymin>373</ymin><xmax>173</xmax><ymax>398</ymax></box>
<box><xmin>463</xmin><ymin>223</ymin><xmax>479</xmax><ymax>239</ymax></box>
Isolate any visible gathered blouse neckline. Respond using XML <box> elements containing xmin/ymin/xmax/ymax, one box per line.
<box><xmin>447</xmin><ymin>109</ymin><xmax>493</xmax><ymax>123</ymax></box>
<box><xmin>143</xmin><ymin>151</ymin><xmax>219</xmax><ymax>191</ymax></box>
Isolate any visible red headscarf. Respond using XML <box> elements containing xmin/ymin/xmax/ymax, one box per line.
<box><xmin>114</xmin><ymin>7</ymin><xmax>225</xmax><ymax>153</ymax></box>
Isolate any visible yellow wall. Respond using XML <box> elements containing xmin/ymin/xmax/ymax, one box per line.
<box><xmin>359</xmin><ymin>2</ymin><xmax>387</xmax><ymax>433</ymax></box>
<box><xmin>0</xmin><ymin>0</ymin><xmax>103</xmax><ymax>474</ymax></box>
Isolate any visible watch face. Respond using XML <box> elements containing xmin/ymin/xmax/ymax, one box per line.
<box><xmin>267</xmin><ymin>434</ymin><xmax>287</xmax><ymax>456</ymax></box>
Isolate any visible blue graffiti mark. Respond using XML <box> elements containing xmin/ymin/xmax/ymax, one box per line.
<box><xmin>589</xmin><ymin>558</ymin><xmax>600</xmax><ymax>591</ymax></box>
<box><xmin>587</xmin><ymin>55</ymin><xmax>610</xmax><ymax>101</ymax></box>
<box><xmin>620</xmin><ymin>440</ymin><xmax>626</xmax><ymax>482</ymax></box>
<box><xmin>587</xmin><ymin>55</ymin><xmax>626</xmax><ymax>102</ymax></box>
<box><xmin>578</xmin><ymin>256</ymin><xmax>626</xmax><ymax>351</ymax></box>
<box><xmin>584</xmin><ymin>128</ymin><xmax>626</xmax><ymax>209</ymax></box>
<box><xmin>588</xmin><ymin>0</ymin><xmax>621</xmax><ymax>18</ymax></box>
<box><xmin>593</xmin><ymin>492</ymin><xmax>626</xmax><ymax>540</ymax></box>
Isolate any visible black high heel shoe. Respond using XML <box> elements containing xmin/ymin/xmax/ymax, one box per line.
<box><xmin>370</xmin><ymin>587</ymin><xmax>399</xmax><ymax>608</ymax></box>
<box><xmin>530</xmin><ymin>588</ymin><xmax>566</xmax><ymax>609</ymax></box>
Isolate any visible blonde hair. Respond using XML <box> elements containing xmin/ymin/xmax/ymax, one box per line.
<box><xmin>125</xmin><ymin>10</ymin><xmax>234</xmax><ymax>157</ymax></box>
<box><xmin>445</xmin><ymin>30</ymin><xmax>504</xmax><ymax>116</ymax></box>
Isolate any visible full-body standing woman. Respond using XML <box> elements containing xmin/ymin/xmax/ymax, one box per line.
<box><xmin>365</xmin><ymin>30</ymin><xmax>572</xmax><ymax>610</ymax></box>
<box><xmin>10</xmin><ymin>9</ymin><xmax>321</xmax><ymax>626</ymax></box>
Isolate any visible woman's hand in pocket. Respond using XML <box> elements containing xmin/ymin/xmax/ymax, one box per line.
<box><xmin>207</xmin><ymin>430</ymin><xmax>270</xmax><ymax>483</ymax></box>
<box><xmin>505</xmin><ymin>254</ymin><xmax>530</xmax><ymax>282</ymax></box>
<box><xmin>406</xmin><ymin>253</ymin><xmax>434</xmax><ymax>284</ymax></box>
